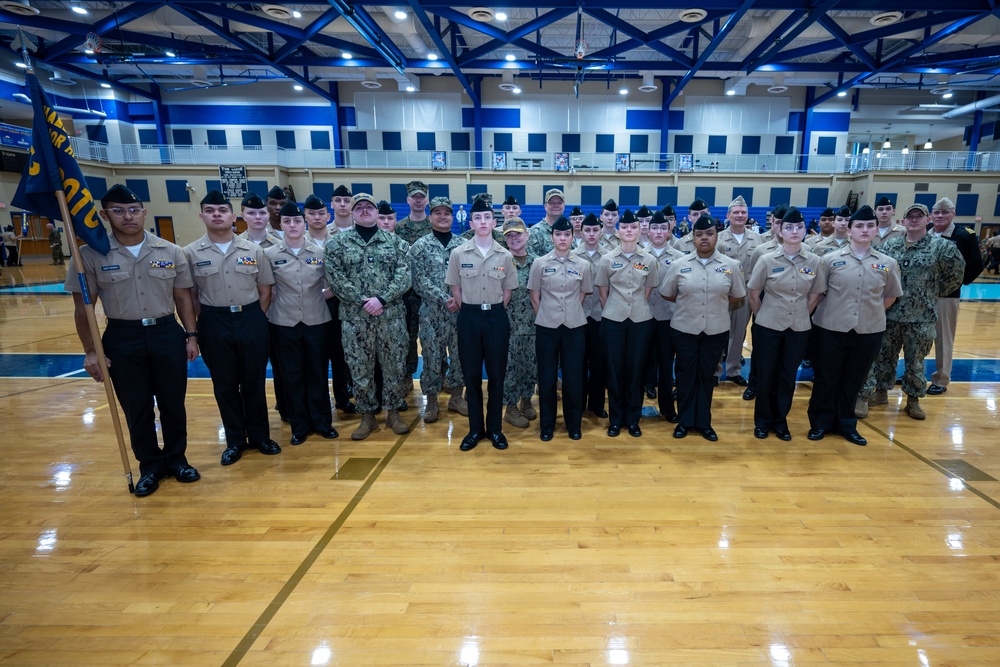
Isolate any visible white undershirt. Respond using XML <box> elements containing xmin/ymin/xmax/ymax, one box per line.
<box><xmin>650</xmin><ymin>246</ymin><xmax>666</xmax><ymax>257</ymax></box>
<box><xmin>474</xmin><ymin>241</ymin><xmax>492</xmax><ymax>257</ymax></box>
<box><xmin>698</xmin><ymin>257</ymin><xmax>710</xmax><ymax>265</ymax></box>
<box><xmin>878</xmin><ymin>227</ymin><xmax>890</xmax><ymax>237</ymax></box>
<box><xmin>731</xmin><ymin>232</ymin><xmax>744</xmax><ymax>244</ymax></box>
<box><xmin>214</xmin><ymin>241</ymin><xmax>232</xmax><ymax>254</ymax></box>
<box><xmin>587</xmin><ymin>249</ymin><xmax>597</xmax><ymax>257</ymax></box>
<box><xmin>123</xmin><ymin>240</ymin><xmax>144</xmax><ymax>258</ymax></box>
<box><xmin>290</xmin><ymin>246</ymin><xmax>302</xmax><ymax>255</ymax></box>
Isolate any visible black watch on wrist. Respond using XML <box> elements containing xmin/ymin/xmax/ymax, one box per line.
<box><xmin>185</xmin><ymin>331</ymin><xmax>198</xmax><ymax>339</ymax></box>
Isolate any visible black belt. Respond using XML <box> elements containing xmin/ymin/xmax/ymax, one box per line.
<box><xmin>200</xmin><ymin>301</ymin><xmax>261</xmax><ymax>314</ymax></box>
<box><xmin>107</xmin><ymin>315</ymin><xmax>176</xmax><ymax>327</ymax></box>
<box><xmin>461</xmin><ymin>302</ymin><xmax>504</xmax><ymax>312</ymax></box>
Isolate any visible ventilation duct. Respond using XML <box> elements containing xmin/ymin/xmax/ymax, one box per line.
<box><xmin>638</xmin><ymin>73</ymin><xmax>658</xmax><ymax>92</ymax></box>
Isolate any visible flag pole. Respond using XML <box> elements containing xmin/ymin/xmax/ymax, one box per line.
<box><xmin>56</xmin><ymin>190</ymin><xmax>135</xmax><ymax>494</ymax></box>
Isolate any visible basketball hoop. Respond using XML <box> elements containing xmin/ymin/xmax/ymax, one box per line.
<box><xmin>84</xmin><ymin>32</ymin><xmax>102</xmax><ymax>53</ymax></box>
<box><xmin>575</xmin><ymin>39</ymin><xmax>587</xmax><ymax>60</ymax></box>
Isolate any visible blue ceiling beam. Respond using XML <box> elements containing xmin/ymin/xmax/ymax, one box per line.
<box><xmin>272</xmin><ymin>7</ymin><xmax>342</xmax><ymax>63</ymax></box>
<box><xmin>407</xmin><ymin>0</ymin><xmax>479</xmax><ymax>102</ymax></box>
<box><xmin>38</xmin><ymin>2</ymin><xmax>166</xmax><ymax>60</ymax></box>
<box><xmin>812</xmin><ymin>12</ymin><xmax>992</xmax><ymax>105</ymax></box>
<box><xmin>816</xmin><ymin>14</ymin><xmax>876</xmax><ymax>69</ymax></box>
<box><xmin>456</xmin><ymin>8</ymin><xmax>575</xmax><ymax>65</ymax></box>
<box><xmin>751</xmin><ymin>0</ymin><xmax>843</xmax><ymax>70</ymax></box>
<box><xmin>666</xmin><ymin>0</ymin><xmax>755</xmax><ymax>104</ymax></box>
<box><xmin>739</xmin><ymin>9</ymin><xmax>802</xmax><ymax>70</ymax></box>
<box><xmin>584</xmin><ymin>8</ymin><xmax>695</xmax><ymax>67</ymax></box>
<box><xmin>42</xmin><ymin>61</ymin><xmax>157</xmax><ymax>99</ymax></box>
<box><xmin>324</xmin><ymin>0</ymin><xmax>407</xmax><ymax>72</ymax></box>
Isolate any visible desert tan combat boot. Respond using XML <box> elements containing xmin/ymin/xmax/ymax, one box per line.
<box><xmin>386</xmin><ymin>409</ymin><xmax>410</xmax><ymax>434</ymax></box>
<box><xmin>352</xmin><ymin>413</ymin><xmax>378</xmax><ymax>440</ymax></box>
<box><xmin>504</xmin><ymin>404</ymin><xmax>529</xmax><ymax>428</ymax></box>
<box><xmin>423</xmin><ymin>393</ymin><xmax>439</xmax><ymax>423</ymax></box>
<box><xmin>854</xmin><ymin>395</ymin><xmax>869</xmax><ymax>419</ymax></box>
<box><xmin>869</xmin><ymin>389</ymin><xmax>888</xmax><ymax>406</ymax></box>
<box><xmin>904</xmin><ymin>394</ymin><xmax>926</xmax><ymax>420</ymax></box>
<box><xmin>518</xmin><ymin>397</ymin><xmax>537</xmax><ymax>420</ymax></box>
<box><xmin>447</xmin><ymin>393</ymin><xmax>468</xmax><ymax>416</ymax></box>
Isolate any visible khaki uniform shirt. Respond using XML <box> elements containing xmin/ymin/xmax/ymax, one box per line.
<box><xmin>671</xmin><ymin>232</ymin><xmax>695</xmax><ymax>255</ymax></box>
<box><xmin>238</xmin><ymin>228</ymin><xmax>280</xmax><ymax>249</ymax></box>
<box><xmin>747</xmin><ymin>248</ymin><xmax>824</xmax><ymax>332</ymax></box>
<box><xmin>811</xmin><ymin>235</ymin><xmax>849</xmax><ymax>257</ymax></box>
<box><xmin>594</xmin><ymin>246</ymin><xmax>658</xmax><ymax>323</ymax></box>
<box><xmin>748</xmin><ymin>238</ymin><xmax>780</xmax><ymax>276</ymax></box>
<box><xmin>717</xmin><ymin>228</ymin><xmax>762</xmax><ymax>280</ymax></box>
<box><xmin>646</xmin><ymin>245</ymin><xmax>678</xmax><ymax>321</ymax></box>
<box><xmin>65</xmin><ymin>233</ymin><xmax>192</xmax><ymax>320</ymax></box>
<box><xmin>872</xmin><ymin>224</ymin><xmax>905</xmax><ymax>247</ymax></box>
<box><xmin>597</xmin><ymin>231</ymin><xmax>620</xmax><ymax>253</ymax></box>
<box><xmin>184</xmin><ymin>234</ymin><xmax>274</xmax><ymax>308</ymax></box>
<box><xmin>445</xmin><ymin>239</ymin><xmax>519</xmax><ymax>305</ymax></box>
<box><xmin>804</xmin><ymin>233</ymin><xmax>831</xmax><ymax>248</ymax></box>
<box><xmin>527</xmin><ymin>251</ymin><xmax>593</xmax><ymax>329</ymax></box>
<box><xmin>660</xmin><ymin>251</ymin><xmax>746</xmax><ymax>335</ymax></box>
<box><xmin>812</xmin><ymin>246</ymin><xmax>902</xmax><ymax>334</ymax></box>
<box><xmin>573</xmin><ymin>245</ymin><xmax>605</xmax><ymax>321</ymax></box>
<box><xmin>264</xmin><ymin>240</ymin><xmax>332</xmax><ymax>327</ymax></box>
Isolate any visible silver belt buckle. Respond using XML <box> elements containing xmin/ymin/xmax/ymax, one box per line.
<box><xmin>141</xmin><ymin>317</ymin><xmax>156</xmax><ymax>326</ymax></box>
<box><xmin>480</xmin><ymin>303</ymin><xmax>492</xmax><ymax>311</ymax></box>
<box><xmin>229</xmin><ymin>305</ymin><xmax>243</xmax><ymax>313</ymax></box>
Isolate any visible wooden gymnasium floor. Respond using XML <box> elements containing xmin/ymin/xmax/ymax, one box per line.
<box><xmin>1</xmin><ymin>258</ymin><xmax>999</xmax><ymax>667</ymax></box>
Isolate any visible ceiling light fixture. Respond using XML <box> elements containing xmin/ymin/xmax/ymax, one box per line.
<box><xmin>505</xmin><ymin>53</ymin><xmax>516</xmax><ymax>62</ymax></box>
<box><xmin>619</xmin><ymin>87</ymin><xmax>628</xmax><ymax>95</ymax></box>
<box><xmin>342</xmin><ymin>52</ymin><xmax>352</xmax><ymax>60</ymax></box>
<box><xmin>512</xmin><ymin>86</ymin><xmax>521</xmax><ymax>94</ymax></box>
<box><xmin>293</xmin><ymin>84</ymin><xmax>303</xmax><ymax>91</ymax></box>
<box><xmin>406</xmin><ymin>85</ymin><xmax>415</xmax><ymax>92</ymax></box>
<box><xmin>882</xmin><ymin>138</ymin><xmax>890</xmax><ymax>148</ymax></box>
<box><xmin>292</xmin><ymin>10</ymin><xmax>302</xmax><ymax>18</ymax></box>
<box><xmin>901</xmin><ymin>146</ymin><xmax>909</xmax><ymax>155</ymax></box>
<box><xmin>100</xmin><ymin>82</ymin><xmax>111</xmax><ymax>88</ymax></box>
<box><xmin>495</xmin><ymin>11</ymin><xmax>508</xmax><ymax>21</ymax></box>
<box><xmin>942</xmin><ymin>92</ymin><xmax>953</xmax><ymax>99</ymax></box>
<box><xmin>862</xmin><ymin>146</ymin><xmax>870</xmax><ymax>154</ymax></box>
<box><xmin>427</xmin><ymin>53</ymin><xmax>438</xmax><ymax>61</ymax></box>
<box><xmin>924</xmin><ymin>124</ymin><xmax>934</xmax><ymax>150</ymax></box>
<box><xmin>837</xmin><ymin>90</ymin><xmax>847</xmax><ymax>97</ymax></box>
<box><xmin>71</xmin><ymin>4</ymin><xmax>87</xmax><ymax>14</ymax></box>
<box><xmin>165</xmin><ymin>51</ymin><xmax>176</xmax><ymax>57</ymax></box>
<box><xmin>84</xmin><ymin>49</ymin><xmax>94</xmax><ymax>55</ymax></box>
<box><xmin>394</xmin><ymin>9</ymin><xmax>407</xmax><ymax>19</ymax></box>
<box><xmin>15</xmin><ymin>61</ymin><xmax>27</xmax><ymax>68</ymax></box>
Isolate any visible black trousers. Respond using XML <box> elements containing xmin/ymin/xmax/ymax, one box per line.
<box><xmin>652</xmin><ymin>319</ymin><xmax>677</xmax><ymax>419</ymax></box>
<box><xmin>4</xmin><ymin>245</ymin><xmax>19</xmax><ymax>266</ymax></box>
<box><xmin>751</xmin><ymin>323</ymin><xmax>809</xmax><ymax>430</ymax></box>
<box><xmin>198</xmin><ymin>302</ymin><xmax>271</xmax><ymax>448</ymax></box>
<box><xmin>808</xmin><ymin>326</ymin><xmax>884</xmax><ymax>433</ymax></box>
<box><xmin>103</xmin><ymin>319</ymin><xmax>189</xmax><ymax>477</ymax></box>
<box><xmin>324</xmin><ymin>298</ymin><xmax>353</xmax><ymax>407</ymax></box>
<box><xmin>536</xmin><ymin>324</ymin><xmax>585</xmax><ymax>433</ymax></box>
<box><xmin>457</xmin><ymin>304</ymin><xmax>509</xmax><ymax>435</ymax></box>
<box><xmin>403</xmin><ymin>292</ymin><xmax>420</xmax><ymax>375</ymax></box>
<box><xmin>582</xmin><ymin>317</ymin><xmax>606</xmax><ymax>414</ymax></box>
<box><xmin>271</xmin><ymin>322</ymin><xmax>333</xmax><ymax>438</ymax></box>
<box><xmin>600</xmin><ymin>318</ymin><xmax>653</xmax><ymax>427</ymax></box>
<box><xmin>672</xmin><ymin>329</ymin><xmax>728</xmax><ymax>430</ymax></box>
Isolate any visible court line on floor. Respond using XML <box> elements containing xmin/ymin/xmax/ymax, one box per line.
<box><xmin>863</xmin><ymin>421</ymin><xmax>1000</xmax><ymax>512</ymax></box>
<box><xmin>0</xmin><ymin>379</ymin><xmax>81</xmax><ymax>399</ymax></box>
<box><xmin>220</xmin><ymin>414</ymin><xmax>421</xmax><ymax>667</ymax></box>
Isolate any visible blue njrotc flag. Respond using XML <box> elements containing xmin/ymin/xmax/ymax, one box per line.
<box><xmin>12</xmin><ymin>73</ymin><xmax>110</xmax><ymax>256</ymax></box>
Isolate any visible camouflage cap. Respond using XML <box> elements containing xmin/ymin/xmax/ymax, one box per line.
<box><xmin>406</xmin><ymin>180</ymin><xmax>428</xmax><ymax>196</ymax></box>
<box><xmin>544</xmin><ymin>188</ymin><xmax>564</xmax><ymax>203</ymax></box>
<box><xmin>429</xmin><ymin>196</ymin><xmax>452</xmax><ymax>212</ymax></box>
<box><xmin>351</xmin><ymin>193</ymin><xmax>377</xmax><ymax>208</ymax></box>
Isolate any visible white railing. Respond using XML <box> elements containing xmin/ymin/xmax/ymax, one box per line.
<box><xmin>65</xmin><ymin>137</ymin><xmax>1000</xmax><ymax>173</ymax></box>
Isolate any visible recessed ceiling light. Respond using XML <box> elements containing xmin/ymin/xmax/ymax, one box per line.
<box><xmin>342</xmin><ymin>52</ymin><xmax>352</xmax><ymax>59</ymax></box>
<box><xmin>394</xmin><ymin>10</ymin><xmax>407</xmax><ymax>19</ymax></box>
<box><xmin>619</xmin><ymin>87</ymin><xmax>628</xmax><ymax>95</ymax></box>
<box><xmin>505</xmin><ymin>53</ymin><xmax>516</xmax><ymax>62</ymax></box>
<box><xmin>512</xmin><ymin>86</ymin><xmax>521</xmax><ymax>94</ymax></box>
<box><xmin>71</xmin><ymin>5</ymin><xmax>87</xmax><ymax>14</ymax></box>
<box><xmin>15</xmin><ymin>62</ymin><xmax>27</xmax><ymax>68</ymax></box>
<box><xmin>427</xmin><ymin>53</ymin><xmax>438</xmax><ymax>61</ymax></box>
<box><xmin>291</xmin><ymin>10</ymin><xmax>301</xmax><ymax>18</ymax></box>
<box><xmin>837</xmin><ymin>90</ymin><xmax>847</xmax><ymax>97</ymax></box>
<box><xmin>84</xmin><ymin>49</ymin><xmax>94</xmax><ymax>55</ymax></box>
<box><xmin>100</xmin><ymin>82</ymin><xmax>111</xmax><ymax>88</ymax></box>
<box><xmin>495</xmin><ymin>11</ymin><xmax>507</xmax><ymax>21</ymax></box>
<box><xmin>725</xmin><ymin>89</ymin><xmax>735</xmax><ymax>96</ymax></box>
<box><xmin>406</xmin><ymin>85</ymin><xmax>415</xmax><ymax>92</ymax></box>
<box><xmin>942</xmin><ymin>92</ymin><xmax>953</xmax><ymax>99</ymax></box>
<box><xmin>293</xmin><ymin>84</ymin><xmax>303</xmax><ymax>91</ymax></box>
<box><xmin>165</xmin><ymin>51</ymin><xmax>176</xmax><ymax>57</ymax></box>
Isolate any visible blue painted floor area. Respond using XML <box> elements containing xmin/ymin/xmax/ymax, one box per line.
<box><xmin>1</xmin><ymin>352</ymin><xmax>997</xmax><ymax>383</ymax></box>
<box><xmin>0</xmin><ymin>283</ymin><xmax>69</xmax><ymax>294</ymax></box>
<box><xmin>962</xmin><ymin>283</ymin><xmax>1000</xmax><ymax>301</ymax></box>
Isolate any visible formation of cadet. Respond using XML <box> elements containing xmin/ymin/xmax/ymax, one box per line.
<box><xmin>69</xmin><ymin>180</ymin><xmax>985</xmax><ymax>495</ymax></box>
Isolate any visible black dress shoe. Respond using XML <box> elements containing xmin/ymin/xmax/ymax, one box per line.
<box><xmin>257</xmin><ymin>439</ymin><xmax>282</xmax><ymax>455</ymax></box>
<box><xmin>607</xmin><ymin>424</ymin><xmax>621</xmax><ymax>437</ymax></box>
<box><xmin>318</xmin><ymin>428</ymin><xmax>339</xmax><ymax>439</ymax></box>
<box><xmin>590</xmin><ymin>408</ymin><xmax>608</xmax><ymax>418</ymax></box>
<box><xmin>490</xmin><ymin>432</ymin><xmax>509</xmax><ymax>450</ymax></box>
<box><xmin>134</xmin><ymin>473</ymin><xmax>162</xmax><ymax>497</ymax></box>
<box><xmin>807</xmin><ymin>428</ymin><xmax>826</xmax><ymax>441</ymax></box>
<box><xmin>627</xmin><ymin>424</ymin><xmax>642</xmax><ymax>437</ymax></box>
<box><xmin>742</xmin><ymin>387</ymin><xmax>756</xmax><ymax>401</ymax></box>
<box><xmin>927</xmin><ymin>384</ymin><xmax>947</xmax><ymax>395</ymax></box>
<box><xmin>664</xmin><ymin>412</ymin><xmax>680</xmax><ymax>423</ymax></box>
<box><xmin>171</xmin><ymin>464</ymin><xmax>200</xmax><ymax>483</ymax></box>
<box><xmin>221</xmin><ymin>446</ymin><xmax>243</xmax><ymax>466</ymax></box>
<box><xmin>540</xmin><ymin>430</ymin><xmax>554</xmax><ymax>441</ymax></box>
<box><xmin>568</xmin><ymin>431</ymin><xmax>582</xmax><ymax>440</ymax></box>
<box><xmin>701</xmin><ymin>427</ymin><xmax>719</xmax><ymax>441</ymax></box>
<box><xmin>727</xmin><ymin>375</ymin><xmax>748</xmax><ymax>387</ymax></box>
<box><xmin>673</xmin><ymin>424</ymin><xmax>688</xmax><ymax>438</ymax></box>
<box><xmin>460</xmin><ymin>432</ymin><xmax>485</xmax><ymax>451</ymax></box>
<box><xmin>290</xmin><ymin>433</ymin><xmax>308</xmax><ymax>446</ymax></box>
<box><xmin>338</xmin><ymin>403</ymin><xmax>359</xmax><ymax>414</ymax></box>
<box><xmin>773</xmin><ymin>427</ymin><xmax>792</xmax><ymax>441</ymax></box>
<box><xmin>753</xmin><ymin>426</ymin><xmax>769</xmax><ymax>439</ymax></box>
<box><xmin>843</xmin><ymin>431</ymin><xmax>868</xmax><ymax>446</ymax></box>
<box><xmin>645</xmin><ymin>386</ymin><xmax>657</xmax><ymax>399</ymax></box>
<box><xmin>671</xmin><ymin>389</ymin><xmax>678</xmax><ymax>400</ymax></box>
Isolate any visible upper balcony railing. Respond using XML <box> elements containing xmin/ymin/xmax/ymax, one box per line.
<box><xmin>65</xmin><ymin>138</ymin><xmax>1000</xmax><ymax>174</ymax></box>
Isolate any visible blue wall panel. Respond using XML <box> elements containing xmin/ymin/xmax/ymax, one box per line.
<box><xmin>994</xmin><ymin>194</ymin><xmax>1000</xmax><ymax>217</ymax></box>
<box><xmin>206</xmin><ymin>129</ymin><xmax>227</xmax><ymax>147</ymax></box>
<box><xmin>956</xmin><ymin>193</ymin><xmax>979</xmax><ymax>217</ymax></box>
<box><xmin>630</xmin><ymin>134</ymin><xmax>649</xmax><ymax>153</ymax></box>
<box><xmin>657</xmin><ymin>186</ymin><xmax>679</xmax><ymax>207</ymax></box>
<box><xmin>769</xmin><ymin>187</ymin><xmax>792</xmax><ymax>207</ymax></box>
<box><xmin>596</xmin><ymin>134</ymin><xmax>615</xmax><ymax>153</ymax></box>
<box><xmin>694</xmin><ymin>186</ymin><xmax>716</xmax><ymax>208</ymax></box>
<box><xmin>505</xmin><ymin>184</ymin><xmax>526</xmax><ymax>206</ymax></box>
<box><xmin>352</xmin><ymin>183</ymin><xmax>373</xmax><ymax>197</ymax></box>
<box><xmin>247</xmin><ymin>180</ymin><xmax>270</xmax><ymax>198</ymax></box>
<box><xmin>674</xmin><ymin>135</ymin><xmax>693</xmax><ymax>153</ymax></box>
<box><xmin>428</xmin><ymin>183</ymin><xmax>449</xmax><ymax>200</ymax></box>
<box><xmin>874</xmin><ymin>192</ymin><xmax>898</xmax><ymax>207</ymax></box>
<box><xmin>915</xmin><ymin>193</ymin><xmax>937</xmax><ymax>209</ymax></box>
<box><xmin>707</xmin><ymin>135</ymin><xmax>727</xmax><ymax>154</ymax></box>
<box><xmin>775</xmin><ymin>136</ymin><xmax>794</xmax><ymax>154</ymax></box>
<box><xmin>562</xmin><ymin>134</ymin><xmax>581</xmax><ymax>152</ymax></box>
<box><xmin>462</xmin><ymin>107</ymin><xmax>520</xmax><ymax>128</ymax></box>
<box><xmin>528</xmin><ymin>133</ymin><xmax>547</xmax><ymax>152</ymax></box>
<box><xmin>172</xmin><ymin>129</ymin><xmax>193</xmax><ymax>145</ymax></box>
<box><xmin>807</xmin><ymin>187</ymin><xmax>829</xmax><ymax>208</ymax></box>
<box><xmin>206</xmin><ymin>180</ymin><xmax>221</xmax><ymax>193</ymax></box>
<box><xmin>625</xmin><ymin>110</ymin><xmax>661</xmax><ymax>130</ymax></box>
<box><xmin>242</xmin><ymin>130</ymin><xmax>262</xmax><ymax>147</ymax></box>
<box><xmin>732</xmin><ymin>187</ymin><xmax>754</xmax><ymax>207</ymax></box>
<box><xmin>138</xmin><ymin>129</ymin><xmax>158</xmax><ymax>145</ymax></box>
<box><xmin>382</xmin><ymin>131</ymin><xmax>402</xmax><ymax>151</ymax></box>
<box><xmin>451</xmin><ymin>132</ymin><xmax>470</xmax><ymax>151</ymax></box>
<box><xmin>493</xmin><ymin>133</ymin><xmax>513</xmax><ymax>152</ymax></box>
<box><xmin>742</xmin><ymin>136</ymin><xmax>761</xmax><ymax>155</ymax></box>
<box><xmin>416</xmin><ymin>132</ymin><xmax>436</xmax><ymax>151</ymax></box>
<box><xmin>581</xmin><ymin>185</ymin><xmax>603</xmax><ymax>206</ymax></box>
<box><xmin>165</xmin><ymin>179</ymin><xmax>189</xmax><ymax>203</ymax></box>
<box><xmin>124</xmin><ymin>179</ymin><xmax>150</xmax><ymax>202</ymax></box>
<box><xmin>467</xmin><ymin>184</ymin><xmax>489</xmax><ymax>202</ymax></box>
<box><xmin>310</xmin><ymin>130</ymin><xmax>331</xmax><ymax>150</ymax></box>
<box><xmin>86</xmin><ymin>176</ymin><xmax>107</xmax><ymax>199</ymax></box>
<box><xmin>347</xmin><ymin>131</ymin><xmax>368</xmax><ymax>150</ymax></box>
<box><xmin>390</xmin><ymin>183</ymin><xmax>408</xmax><ymax>204</ymax></box>
<box><xmin>276</xmin><ymin>130</ymin><xmax>296</xmax><ymax>149</ymax></box>
<box><xmin>787</xmin><ymin>111</ymin><xmax>805</xmax><ymax>132</ymax></box>
<box><xmin>812</xmin><ymin>112</ymin><xmax>851</xmax><ymax>132</ymax></box>
<box><xmin>816</xmin><ymin>136</ymin><xmax>837</xmax><ymax>155</ymax></box>
<box><xmin>619</xmin><ymin>186</ymin><xmax>640</xmax><ymax>207</ymax></box>
<box><xmin>312</xmin><ymin>183</ymin><xmax>335</xmax><ymax>202</ymax></box>
<box><xmin>339</xmin><ymin>106</ymin><xmax>355</xmax><ymax>127</ymax></box>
